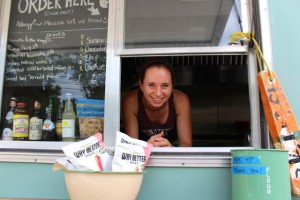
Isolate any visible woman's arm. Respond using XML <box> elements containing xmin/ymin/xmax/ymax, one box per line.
<box><xmin>122</xmin><ymin>90</ymin><xmax>139</xmax><ymax>139</ymax></box>
<box><xmin>174</xmin><ymin>90</ymin><xmax>192</xmax><ymax>147</ymax></box>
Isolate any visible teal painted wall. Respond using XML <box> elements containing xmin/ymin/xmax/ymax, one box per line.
<box><xmin>138</xmin><ymin>167</ymin><xmax>231</xmax><ymax>200</ymax></box>
<box><xmin>2</xmin><ymin>1</ymin><xmax>300</xmax><ymax>200</ymax></box>
<box><xmin>268</xmin><ymin>1</ymin><xmax>300</xmax><ymax>200</ymax></box>
<box><xmin>0</xmin><ymin>163</ymin><xmax>231</xmax><ymax>200</ymax></box>
<box><xmin>268</xmin><ymin>0</ymin><xmax>300</xmax><ymax>124</ymax></box>
<box><xmin>0</xmin><ymin>163</ymin><xmax>68</xmax><ymax>199</ymax></box>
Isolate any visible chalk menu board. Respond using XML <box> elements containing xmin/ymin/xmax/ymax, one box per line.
<box><xmin>4</xmin><ymin>0</ymin><xmax>109</xmax><ymax>98</ymax></box>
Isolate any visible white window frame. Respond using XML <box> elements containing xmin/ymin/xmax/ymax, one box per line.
<box><xmin>0</xmin><ymin>0</ymin><xmax>271</xmax><ymax>168</ymax></box>
<box><xmin>104</xmin><ymin>0</ymin><xmax>261</xmax><ymax>149</ymax></box>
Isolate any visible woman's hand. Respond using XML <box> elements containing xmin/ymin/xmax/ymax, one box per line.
<box><xmin>147</xmin><ymin>132</ymin><xmax>173</xmax><ymax>147</ymax></box>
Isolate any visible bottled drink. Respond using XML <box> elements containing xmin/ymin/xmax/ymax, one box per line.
<box><xmin>13</xmin><ymin>102</ymin><xmax>29</xmax><ymax>140</ymax></box>
<box><xmin>62</xmin><ymin>93</ymin><xmax>76</xmax><ymax>141</ymax></box>
<box><xmin>29</xmin><ymin>101</ymin><xmax>43</xmax><ymax>141</ymax></box>
<box><xmin>2</xmin><ymin>97</ymin><xmax>17</xmax><ymax>140</ymax></box>
<box><xmin>42</xmin><ymin>98</ymin><xmax>56</xmax><ymax>141</ymax></box>
<box><xmin>55</xmin><ymin>100</ymin><xmax>63</xmax><ymax>141</ymax></box>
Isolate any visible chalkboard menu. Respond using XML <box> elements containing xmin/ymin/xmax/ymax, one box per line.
<box><xmin>4</xmin><ymin>0</ymin><xmax>109</xmax><ymax>98</ymax></box>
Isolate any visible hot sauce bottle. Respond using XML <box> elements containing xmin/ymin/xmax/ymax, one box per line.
<box><xmin>13</xmin><ymin>102</ymin><xmax>29</xmax><ymax>140</ymax></box>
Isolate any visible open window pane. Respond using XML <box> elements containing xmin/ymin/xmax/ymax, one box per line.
<box><xmin>124</xmin><ymin>0</ymin><xmax>242</xmax><ymax>48</ymax></box>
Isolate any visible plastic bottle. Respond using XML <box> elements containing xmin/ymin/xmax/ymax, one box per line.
<box><xmin>42</xmin><ymin>98</ymin><xmax>56</xmax><ymax>141</ymax></box>
<box><xmin>2</xmin><ymin>97</ymin><xmax>17</xmax><ymax>140</ymax></box>
<box><xmin>62</xmin><ymin>93</ymin><xmax>76</xmax><ymax>141</ymax></box>
<box><xmin>13</xmin><ymin>102</ymin><xmax>29</xmax><ymax>140</ymax></box>
<box><xmin>29</xmin><ymin>101</ymin><xmax>43</xmax><ymax>141</ymax></box>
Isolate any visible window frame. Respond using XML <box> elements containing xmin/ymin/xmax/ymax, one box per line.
<box><xmin>105</xmin><ymin>0</ymin><xmax>261</xmax><ymax>149</ymax></box>
<box><xmin>0</xmin><ymin>0</ymin><xmax>268</xmax><ymax>167</ymax></box>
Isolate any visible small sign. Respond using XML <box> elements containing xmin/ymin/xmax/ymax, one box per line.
<box><xmin>231</xmin><ymin>166</ymin><xmax>266</xmax><ymax>175</ymax></box>
<box><xmin>232</xmin><ymin>156</ymin><xmax>261</xmax><ymax>165</ymax></box>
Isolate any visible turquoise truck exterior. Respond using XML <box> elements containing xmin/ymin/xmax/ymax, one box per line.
<box><xmin>1</xmin><ymin>1</ymin><xmax>300</xmax><ymax>199</ymax></box>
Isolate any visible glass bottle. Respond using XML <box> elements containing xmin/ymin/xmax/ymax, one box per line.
<box><xmin>29</xmin><ymin>101</ymin><xmax>43</xmax><ymax>141</ymax></box>
<box><xmin>13</xmin><ymin>102</ymin><xmax>29</xmax><ymax>140</ymax></box>
<box><xmin>55</xmin><ymin>100</ymin><xmax>63</xmax><ymax>141</ymax></box>
<box><xmin>2</xmin><ymin>97</ymin><xmax>17</xmax><ymax>140</ymax></box>
<box><xmin>62</xmin><ymin>93</ymin><xmax>76</xmax><ymax>141</ymax></box>
<box><xmin>42</xmin><ymin>98</ymin><xmax>56</xmax><ymax>141</ymax></box>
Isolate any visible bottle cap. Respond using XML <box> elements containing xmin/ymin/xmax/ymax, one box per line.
<box><xmin>34</xmin><ymin>101</ymin><xmax>40</xmax><ymax>109</ymax></box>
<box><xmin>17</xmin><ymin>102</ymin><xmax>26</xmax><ymax>106</ymax></box>
<box><xmin>66</xmin><ymin>93</ymin><xmax>72</xmax><ymax>102</ymax></box>
<box><xmin>10</xmin><ymin>98</ymin><xmax>17</xmax><ymax>107</ymax></box>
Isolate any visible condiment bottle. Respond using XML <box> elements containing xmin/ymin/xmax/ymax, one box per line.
<box><xmin>29</xmin><ymin>101</ymin><xmax>43</xmax><ymax>141</ymax></box>
<box><xmin>55</xmin><ymin>100</ymin><xmax>63</xmax><ymax>141</ymax></box>
<box><xmin>62</xmin><ymin>93</ymin><xmax>76</xmax><ymax>142</ymax></box>
<box><xmin>2</xmin><ymin>97</ymin><xmax>17</xmax><ymax>140</ymax></box>
<box><xmin>13</xmin><ymin>102</ymin><xmax>29</xmax><ymax>140</ymax></box>
<box><xmin>42</xmin><ymin>97</ymin><xmax>56</xmax><ymax>141</ymax></box>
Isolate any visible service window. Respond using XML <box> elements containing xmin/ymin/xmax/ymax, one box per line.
<box><xmin>0</xmin><ymin>0</ymin><xmax>109</xmax><ymax>143</ymax></box>
<box><xmin>0</xmin><ymin>0</ymin><xmax>263</xmax><ymax>160</ymax></box>
<box><xmin>112</xmin><ymin>0</ymin><xmax>261</xmax><ymax>148</ymax></box>
<box><xmin>121</xmin><ymin>55</ymin><xmax>251</xmax><ymax>147</ymax></box>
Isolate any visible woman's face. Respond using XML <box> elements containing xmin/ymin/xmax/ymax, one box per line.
<box><xmin>139</xmin><ymin>66</ymin><xmax>173</xmax><ymax>109</ymax></box>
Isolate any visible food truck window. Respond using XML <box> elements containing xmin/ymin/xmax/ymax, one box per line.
<box><xmin>0</xmin><ymin>0</ymin><xmax>109</xmax><ymax>142</ymax></box>
<box><xmin>116</xmin><ymin>0</ymin><xmax>258</xmax><ymax>147</ymax></box>
<box><xmin>121</xmin><ymin>55</ymin><xmax>251</xmax><ymax>147</ymax></box>
<box><xmin>0</xmin><ymin>0</ymin><xmax>259</xmax><ymax>153</ymax></box>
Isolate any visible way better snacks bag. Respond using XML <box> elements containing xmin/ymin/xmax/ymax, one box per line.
<box><xmin>112</xmin><ymin>131</ymin><xmax>153</xmax><ymax>172</ymax></box>
<box><xmin>62</xmin><ymin>133</ymin><xmax>112</xmax><ymax>171</ymax></box>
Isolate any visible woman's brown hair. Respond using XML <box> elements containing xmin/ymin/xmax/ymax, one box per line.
<box><xmin>138</xmin><ymin>58</ymin><xmax>174</xmax><ymax>84</ymax></box>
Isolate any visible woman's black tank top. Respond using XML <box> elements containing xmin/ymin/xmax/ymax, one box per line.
<box><xmin>137</xmin><ymin>90</ymin><xmax>177</xmax><ymax>143</ymax></box>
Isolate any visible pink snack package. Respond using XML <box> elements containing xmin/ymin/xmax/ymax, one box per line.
<box><xmin>112</xmin><ymin>131</ymin><xmax>153</xmax><ymax>172</ymax></box>
<box><xmin>62</xmin><ymin>133</ymin><xmax>113</xmax><ymax>171</ymax></box>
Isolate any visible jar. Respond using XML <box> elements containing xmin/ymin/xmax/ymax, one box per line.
<box><xmin>13</xmin><ymin>102</ymin><xmax>29</xmax><ymax>140</ymax></box>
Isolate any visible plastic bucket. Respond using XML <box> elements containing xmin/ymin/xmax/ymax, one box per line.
<box><xmin>231</xmin><ymin>149</ymin><xmax>291</xmax><ymax>200</ymax></box>
<box><xmin>64</xmin><ymin>171</ymin><xmax>144</xmax><ymax>200</ymax></box>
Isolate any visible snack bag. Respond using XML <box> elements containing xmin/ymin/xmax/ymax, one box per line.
<box><xmin>53</xmin><ymin>157</ymin><xmax>77</xmax><ymax>171</ymax></box>
<box><xmin>75</xmin><ymin>98</ymin><xmax>104</xmax><ymax>139</ymax></box>
<box><xmin>112</xmin><ymin>131</ymin><xmax>153</xmax><ymax>172</ymax></box>
<box><xmin>62</xmin><ymin>133</ymin><xmax>113</xmax><ymax>171</ymax></box>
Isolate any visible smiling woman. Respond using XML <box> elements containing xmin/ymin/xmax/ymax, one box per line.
<box><xmin>122</xmin><ymin>59</ymin><xmax>192</xmax><ymax>147</ymax></box>
<box><xmin>121</xmin><ymin>55</ymin><xmax>252</xmax><ymax>147</ymax></box>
